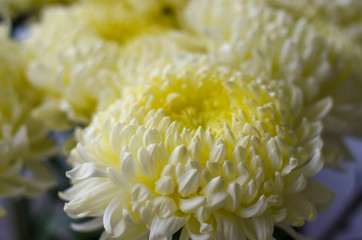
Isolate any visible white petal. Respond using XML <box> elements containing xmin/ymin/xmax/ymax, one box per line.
<box><xmin>233</xmin><ymin>145</ymin><xmax>246</xmax><ymax>164</ymax></box>
<box><xmin>155</xmin><ymin>176</ymin><xmax>175</xmax><ymax>195</ymax></box>
<box><xmin>66</xmin><ymin>163</ymin><xmax>107</xmax><ymax>180</ymax></box>
<box><xmin>179</xmin><ymin>196</ymin><xmax>207</xmax><ymax>213</ymax></box>
<box><xmin>223</xmin><ymin>161</ymin><xmax>236</xmax><ymax>181</ymax></box>
<box><xmin>107</xmin><ymin>167</ymin><xmax>134</xmax><ymax>190</ymax></box>
<box><xmin>1</xmin><ymin>160</ymin><xmax>22</xmax><ymax>178</ymax></box>
<box><xmin>237</xmin><ymin>162</ymin><xmax>250</xmax><ymax>177</ymax></box>
<box><xmin>137</xmin><ymin>147</ymin><xmax>158</xmax><ymax>179</ymax></box>
<box><xmin>71</xmin><ymin>217</ymin><xmax>103</xmax><ymax>232</ymax></box>
<box><xmin>281</xmin><ymin>156</ymin><xmax>298</xmax><ymax>176</ymax></box>
<box><xmin>284</xmin><ymin>193</ymin><xmax>317</xmax><ymax>224</ymax></box>
<box><xmin>178</xmin><ymin>169</ymin><xmax>200</xmax><ymax>197</ymax></box>
<box><xmin>113</xmin><ymin>218</ymin><xmax>149</xmax><ymax>240</ymax></box>
<box><xmin>304</xmin><ymin>97</ymin><xmax>333</xmax><ymax>121</ymax></box>
<box><xmin>186</xmin><ymin>158</ymin><xmax>203</xmax><ymax>172</ymax></box>
<box><xmin>297</xmin><ymin>148</ymin><xmax>324</xmax><ymax>178</ymax></box>
<box><xmin>189</xmin><ymin>141</ymin><xmax>202</xmax><ymax>160</ymax></box>
<box><xmin>238</xmin><ymin>195</ymin><xmax>268</xmax><ymax>218</ymax></box>
<box><xmin>184</xmin><ymin>217</ymin><xmax>211</xmax><ymax>240</ymax></box>
<box><xmin>269</xmin><ymin>148</ymin><xmax>283</xmax><ymax>171</ymax></box>
<box><xmin>226</xmin><ymin>182</ymin><xmax>243</xmax><ymax>212</ymax></box>
<box><xmin>241</xmin><ymin>180</ymin><xmax>258</xmax><ymax>204</ymax></box>
<box><xmin>272</xmin><ymin>208</ymin><xmax>287</xmax><ymax>223</ymax></box>
<box><xmin>301</xmin><ymin>179</ymin><xmax>335</xmax><ymax>211</ymax></box>
<box><xmin>129</xmin><ymin>135</ymin><xmax>141</xmax><ymax>157</ymax></box>
<box><xmin>243</xmin><ymin>123</ymin><xmax>260</xmax><ymax>137</ymax></box>
<box><xmin>209</xmin><ymin>144</ymin><xmax>227</xmax><ymax>162</ymax></box>
<box><xmin>200</xmin><ymin>223</ymin><xmax>213</xmax><ymax>234</ymax></box>
<box><xmin>140</xmin><ymin>206</ymin><xmax>154</xmax><ymax>227</ymax></box>
<box><xmin>103</xmin><ymin>194</ymin><xmax>124</xmax><ymax>235</ymax></box>
<box><xmin>239</xmin><ymin>218</ymin><xmax>258</xmax><ymax>240</ymax></box>
<box><xmin>207</xmin><ymin>192</ymin><xmax>229</xmax><ymax>210</ymax></box>
<box><xmin>149</xmin><ymin>216</ymin><xmax>188</xmax><ymax>240</ymax></box>
<box><xmin>131</xmin><ymin>183</ymin><xmax>154</xmax><ymax>202</ymax></box>
<box><xmin>176</xmin><ymin>163</ymin><xmax>186</xmax><ymax>179</ymax></box>
<box><xmin>158</xmin><ymin>143</ymin><xmax>169</xmax><ymax>166</ymax></box>
<box><xmin>201</xmin><ymin>176</ymin><xmax>225</xmax><ymax>196</ymax></box>
<box><xmin>161</xmin><ymin>164</ymin><xmax>175</xmax><ymax>178</ymax></box>
<box><xmin>195</xmin><ymin>206</ymin><xmax>211</xmax><ymax>223</ymax></box>
<box><xmin>206</xmin><ymin>161</ymin><xmax>222</xmax><ymax>177</ymax></box>
<box><xmin>169</xmin><ymin>145</ymin><xmax>189</xmax><ymax>164</ymax></box>
<box><xmin>62</xmin><ymin>179</ymin><xmax>119</xmax><ymax>218</ymax></box>
<box><xmin>251</xmin><ymin>213</ymin><xmax>273</xmax><ymax>240</ymax></box>
<box><xmin>152</xmin><ymin>197</ymin><xmax>177</xmax><ymax>218</ymax></box>
<box><xmin>285</xmin><ymin>174</ymin><xmax>307</xmax><ymax>193</ymax></box>
<box><xmin>120</xmin><ymin>152</ymin><xmax>136</xmax><ymax>179</ymax></box>
<box><xmin>110</xmin><ymin>122</ymin><xmax>123</xmax><ymax>156</ymax></box>
<box><xmin>214</xmin><ymin>211</ymin><xmax>241</xmax><ymax>240</ymax></box>
<box><xmin>144</xmin><ymin>129</ymin><xmax>161</xmax><ymax>146</ymax></box>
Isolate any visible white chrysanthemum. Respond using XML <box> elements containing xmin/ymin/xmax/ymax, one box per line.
<box><xmin>182</xmin><ymin>0</ymin><xmax>362</xmax><ymax>165</ymax></box>
<box><xmin>0</xmin><ymin>26</ymin><xmax>56</xmax><ymax>216</ymax></box>
<box><xmin>61</xmin><ymin>59</ymin><xmax>334</xmax><ymax>239</ymax></box>
<box><xmin>266</xmin><ymin>0</ymin><xmax>362</xmax><ymax>45</ymax></box>
<box><xmin>0</xmin><ymin>0</ymin><xmax>74</xmax><ymax>17</ymax></box>
<box><xmin>24</xmin><ymin>0</ymin><xmax>193</xmax><ymax>130</ymax></box>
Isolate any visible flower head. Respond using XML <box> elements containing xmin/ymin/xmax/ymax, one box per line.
<box><xmin>266</xmin><ymin>0</ymin><xmax>362</xmax><ymax>45</ymax></box>
<box><xmin>25</xmin><ymin>0</ymin><xmax>190</xmax><ymax>129</ymax></box>
<box><xmin>61</xmin><ymin>58</ymin><xmax>334</xmax><ymax>239</ymax></box>
<box><xmin>182</xmin><ymin>0</ymin><xmax>362</xmax><ymax>165</ymax></box>
<box><xmin>0</xmin><ymin>26</ymin><xmax>56</xmax><ymax>216</ymax></box>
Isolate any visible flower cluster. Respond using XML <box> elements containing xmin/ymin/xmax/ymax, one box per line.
<box><xmin>0</xmin><ymin>26</ymin><xmax>55</xmax><ymax>216</ymax></box>
<box><xmin>0</xmin><ymin>0</ymin><xmax>361</xmax><ymax>239</ymax></box>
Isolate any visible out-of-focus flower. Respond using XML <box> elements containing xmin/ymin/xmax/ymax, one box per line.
<box><xmin>61</xmin><ymin>58</ymin><xmax>334</xmax><ymax>239</ymax></box>
<box><xmin>0</xmin><ymin>0</ymin><xmax>74</xmax><ymax>18</ymax></box>
<box><xmin>24</xmin><ymin>0</ymin><xmax>198</xmax><ymax>130</ymax></box>
<box><xmin>182</xmin><ymin>0</ymin><xmax>362</xmax><ymax>165</ymax></box>
<box><xmin>266</xmin><ymin>0</ymin><xmax>362</xmax><ymax>45</ymax></box>
<box><xmin>0</xmin><ymin>26</ymin><xmax>56</xmax><ymax>216</ymax></box>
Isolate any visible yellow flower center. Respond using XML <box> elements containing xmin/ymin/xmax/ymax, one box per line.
<box><xmin>143</xmin><ymin>71</ymin><xmax>232</xmax><ymax>131</ymax></box>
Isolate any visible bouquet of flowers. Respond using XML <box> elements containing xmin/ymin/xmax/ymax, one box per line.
<box><xmin>0</xmin><ymin>0</ymin><xmax>361</xmax><ymax>239</ymax></box>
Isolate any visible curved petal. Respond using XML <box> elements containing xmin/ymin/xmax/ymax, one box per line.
<box><xmin>150</xmin><ymin>215</ymin><xmax>188</xmax><ymax>240</ymax></box>
<box><xmin>238</xmin><ymin>195</ymin><xmax>268</xmax><ymax>218</ymax></box>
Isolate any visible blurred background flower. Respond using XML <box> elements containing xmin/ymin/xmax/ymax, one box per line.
<box><xmin>0</xmin><ymin>25</ymin><xmax>56</xmax><ymax>218</ymax></box>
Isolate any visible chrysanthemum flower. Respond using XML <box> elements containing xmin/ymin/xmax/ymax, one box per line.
<box><xmin>0</xmin><ymin>0</ymin><xmax>74</xmax><ymax>17</ymax></box>
<box><xmin>61</xmin><ymin>58</ymin><xmax>334</xmax><ymax>239</ymax></box>
<box><xmin>182</xmin><ymin>0</ymin><xmax>362</xmax><ymax>165</ymax></box>
<box><xmin>266</xmin><ymin>0</ymin><xmax>362</xmax><ymax>45</ymax></box>
<box><xmin>24</xmin><ymin>0</ymin><xmax>192</xmax><ymax>129</ymax></box>
<box><xmin>0</xmin><ymin>26</ymin><xmax>56</xmax><ymax>216</ymax></box>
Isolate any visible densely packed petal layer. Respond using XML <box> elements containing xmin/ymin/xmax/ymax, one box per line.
<box><xmin>266</xmin><ymin>0</ymin><xmax>362</xmax><ymax>45</ymax></box>
<box><xmin>182</xmin><ymin>0</ymin><xmax>362</xmax><ymax>165</ymax></box>
<box><xmin>61</xmin><ymin>58</ymin><xmax>334</xmax><ymax>239</ymax></box>
<box><xmin>0</xmin><ymin>26</ymin><xmax>56</xmax><ymax>216</ymax></box>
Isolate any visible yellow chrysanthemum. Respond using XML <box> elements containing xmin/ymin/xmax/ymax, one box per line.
<box><xmin>182</xmin><ymin>0</ymin><xmax>362</xmax><ymax>165</ymax></box>
<box><xmin>61</xmin><ymin>58</ymin><xmax>334</xmax><ymax>239</ymax></box>
<box><xmin>0</xmin><ymin>26</ymin><xmax>56</xmax><ymax>216</ymax></box>
<box><xmin>24</xmin><ymin>0</ymin><xmax>197</xmax><ymax>130</ymax></box>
